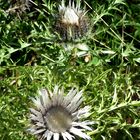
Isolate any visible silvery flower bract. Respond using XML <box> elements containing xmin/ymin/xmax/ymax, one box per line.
<box><xmin>56</xmin><ymin>0</ymin><xmax>89</xmax><ymax>41</ymax></box>
<box><xmin>28</xmin><ymin>86</ymin><xmax>92</xmax><ymax>140</ymax></box>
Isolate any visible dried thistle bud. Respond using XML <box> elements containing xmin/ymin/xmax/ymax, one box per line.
<box><xmin>56</xmin><ymin>0</ymin><xmax>89</xmax><ymax>41</ymax></box>
<box><xmin>6</xmin><ymin>0</ymin><xmax>31</xmax><ymax>16</ymax></box>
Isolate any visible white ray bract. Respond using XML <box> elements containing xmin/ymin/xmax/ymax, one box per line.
<box><xmin>53</xmin><ymin>85</ymin><xmax>59</xmax><ymax>95</ymax></box>
<box><xmin>33</xmin><ymin>128</ymin><xmax>46</xmax><ymax>135</ymax></box>
<box><xmin>70</xmin><ymin>127</ymin><xmax>91</xmax><ymax>140</ymax></box>
<box><xmin>39</xmin><ymin>88</ymin><xmax>50</xmax><ymax>108</ymax></box>
<box><xmin>53</xmin><ymin>133</ymin><xmax>59</xmax><ymax>140</ymax></box>
<box><xmin>43</xmin><ymin>130</ymin><xmax>49</xmax><ymax>139</ymax></box>
<box><xmin>72</xmin><ymin>122</ymin><xmax>92</xmax><ymax>130</ymax></box>
<box><xmin>32</xmin><ymin>97</ymin><xmax>44</xmax><ymax>112</ymax></box>
<box><xmin>77</xmin><ymin>106</ymin><xmax>91</xmax><ymax>118</ymax></box>
<box><xmin>63</xmin><ymin>89</ymin><xmax>77</xmax><ymax>106</ymax></box>
<box><xmin>62</xmin><ymin>133</ymin><xmax>67</xmax><ymax>140</ymax></box>
<box><xmin>30</xmin><ymin>108</ymin><xmax>42</xmax><ymax>117</ymax></box>
<box><xmin>47</xmin><ymin>131</ymin><xmax>53</xmax><ymax>140</ymax></box>
<box><xmin>63</xmin><ymin>8</ymin><xmax>79</xmax><ymax>25</ymax></box>
<box><xmin>63</xmin><ymin>132</ymin><xmax>74</xmax><ymax>140</ymax></box>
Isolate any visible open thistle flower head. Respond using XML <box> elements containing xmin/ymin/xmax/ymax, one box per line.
<box><xmin>56</xmin><ymin>0</ymin><xmax>89</xmax><ymax>41</ymax></box>
<box><xmin>28</xmin><ymin>85</ymin><xmax>92</xmax><ymax>140</ymax></box>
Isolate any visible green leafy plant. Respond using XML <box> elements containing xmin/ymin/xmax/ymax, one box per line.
<box><xmin>0</xmin><ymin>0</ymin><xmax>140</xmax><ymax>140</ymax></box>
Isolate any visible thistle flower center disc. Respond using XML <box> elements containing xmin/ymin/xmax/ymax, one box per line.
<box><xmin>45</xmin><ymin>106</ymin><xmax>72</xmax><ymax>133</ymax></box>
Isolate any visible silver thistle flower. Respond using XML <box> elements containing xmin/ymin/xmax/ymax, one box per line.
<box><xmin>28</xmin><ymin>86</ymin><xmax>92</xmax><ymax>140</ymax></box>
<box><xmin>56</xmin><ymin>0</ymin><xmax>89</xmax><ymax>41</ymax></box>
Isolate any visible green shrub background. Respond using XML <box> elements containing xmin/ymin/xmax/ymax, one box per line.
<box><xmin>0</xmin><ymin>0</ymin><xmax>140</xmax><ymax>139</ymax></box>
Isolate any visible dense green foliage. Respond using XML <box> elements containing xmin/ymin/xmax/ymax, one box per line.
<box><xmin>0</xmin><ymin>0</ymin><xmax>140</xmax><ymax>140</ymax></box>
